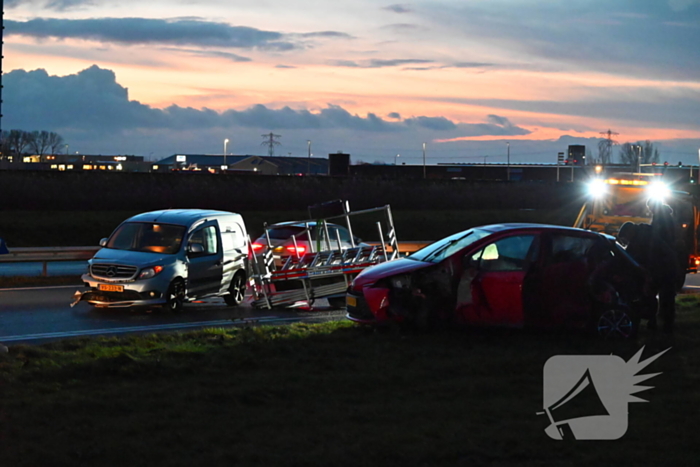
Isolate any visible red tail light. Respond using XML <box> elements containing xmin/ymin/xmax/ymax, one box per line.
<box><xmin>286</xmin><ymin>245</ymin><xmax>306</xmax><ymax>256</ymax></box>
<box><xmin>251</xmin><ymin>243</ymin><xmax>264</xmax><ymax>251</ymax></box>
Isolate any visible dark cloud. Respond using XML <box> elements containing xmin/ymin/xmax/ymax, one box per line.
<box><xmin>6</xmin><ymin>0</ymin><xmax>31</xmax><ymax>7</ymax></box>
<box><xmin>454</xmin><ymin>115</ymin><xmax>531</xmax><ymax>137</ymax></box>
<box><xmin>432</xmin><ymin>86</ymin><xmax>700</xmax><ymax>129</ymax></box>
<box><xmin>451</xmin><ymin>62</ymin><xmax>496</xmax><ymax>68</ymax></box>
<box><xmin>45</xmin><ymin>0</ymin><xmax>95</xmax><ymax>11</ymax></box>
<box><xmin>4</xmin><ymin>65</ymin><xmax>532</xmax><ymax>139</ymax></box>
<box><xmin>297</xmin><ymin>31</ymin><xmax>354</xmax><ymax>39</ymax></box>
<box><xmin>427</xmin><ymin>2</ymin><xmax>700</xmax><ymax>80</ymax></box>
<box><xmin>382</xmin><ymin>23</ymin><xmax>420</xmax><ymax>31</ymax></box>
<box><xmin>330</xmin><ymin>60</ymin><xmax>360</xmax><ymax>67</ymax></box>
<box><xmin>487</xmin><ymin>115</ymin><xmax>510</xmax><ymax>127</ymax></box>
<box><xmin>5</xmin><ymin>17</ymin><xmax>298</xmax><ymax>51</ymax></box>
<box><xmin>330</xmin><ymin>58</ymin><xmax>433</xmax><ymax>68</ymax></box>
<box><xmin>162</xmin><ymin>48</ymin><xmax>252</xmax><ymax>62</ymax></box>
<box><xmin>275</xmin><ymin>65</ymin><xmax>297</xmax><ymax>69</ymax></box>
<box><xmin>405</xmin><ymin>116</ymin><xmax>457</xmax><ymax>131</ymax></box>
<box><xmin>383</xmin><ymin>4</ymin><xmax>413</xmax><ymax>14</ymax></box>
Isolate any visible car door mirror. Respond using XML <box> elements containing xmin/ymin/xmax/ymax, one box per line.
<box><xmin>188</xmin><ymin>243</ymin><xmax>204</xmax><ymax>255</ymax></box>
<box><xmin>99</xmin><ymin>238</ymin><xmax>108</xmax><ymax>247</ymax></box>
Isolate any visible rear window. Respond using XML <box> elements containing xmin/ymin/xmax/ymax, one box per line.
<box><xmin>268</xmin><ymin>226</ymin><xmax>309</xmax><ymax>241</ymax></box>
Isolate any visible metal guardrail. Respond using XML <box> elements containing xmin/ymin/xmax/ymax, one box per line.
<box><xmin>0</xmin><ymin>242</ymin><xmax>433</xmax><ymax>277</ymax></box>
<box><xmin>0</xmin><ymin>247</ymin><xmax>99</xmax><ymax>276</ymax></box>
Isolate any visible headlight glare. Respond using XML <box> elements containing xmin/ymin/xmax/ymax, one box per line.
<box><xmin>587</xmin><ymin>179</ymin><xmax>607</xmax><ymax>198</ymax></box>
<box><xmin>647</xmin><ymin>181</ymin><xmax>670</xmax><ymax>201</ymax></box>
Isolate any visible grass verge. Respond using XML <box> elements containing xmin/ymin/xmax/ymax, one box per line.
<box><xmin>2</xmin><ymin>298</ymin><xmax>700</xmax><ymax>466</ymax></box>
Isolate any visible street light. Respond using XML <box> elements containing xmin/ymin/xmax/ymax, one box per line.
<box><xmin>224</xmin><ymin>138</ymin><xmax>229</xmax><ymax>167</ymax></box>
<box><xmin>395</xmin><ymin>154</ymin><xmax>400</xmax><ymax>165</ymax></box>
<box><xmin>422</xmin><ymin>142</ymin><xmax>426</xmax><ymax>179</ymax></box>
<box><xmin>637</xmin><ymin>145</ymin><xmax>643</xmax><ymax>173</ymax></box>
<box><xmin>307</xmin><ymin>140</ymin><xmax>311</xmax><ymax>175</ymax></box>
<box><xmin>506</xmin><ymin>142</ymin><xmax>510</xmax><ymax>181</ymax></box>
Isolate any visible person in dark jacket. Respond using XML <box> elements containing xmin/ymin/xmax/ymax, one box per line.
<box><xmin>647</xmin><ymin>198</ymin><xmax>676</xmax><ymax>246</ymax></box>
<box><xmin>648</xmin><ymin>198</ymin><xmax>687</xmax><ymax>291</ymax></box>
<box><xmin>617</xmin><ymin>221</ymin><xmax>678</xmax><ymax>332</ymax></box>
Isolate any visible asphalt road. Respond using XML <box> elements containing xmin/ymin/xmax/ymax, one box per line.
<box><xmin>0</xmin><ymin>285</ymin><xmax>345</xmax><ymax>345</ymax></box>
<box><xmin>683</xmin><ymin>272</ymin><xmax>700</xmax><ymax>292</ymax></box>
<box><xmin>2</xmin><ymin>273</ymin><xmax>698</xmax><ymax>346</ymax></box>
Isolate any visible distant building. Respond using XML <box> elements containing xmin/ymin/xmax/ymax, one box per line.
<box><xmin>152</xmin><ymin>154</ymin><xmax>329</xmax><ymax>175</ymax></box>
<box><xmin>567</xmin><ymin>145</ymin><xmax>586</xmax><ymax>166</ymax></box>
<box><xmin>0</xmin><ymin>154</ymin><xmax>146</xmax><ymax>171</ymax></box>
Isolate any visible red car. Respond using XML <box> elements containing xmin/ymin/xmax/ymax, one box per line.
<box><xmin>346</xmin><ymin>224</ymin><xmax>650</xmax><ymax>338</ymax></box>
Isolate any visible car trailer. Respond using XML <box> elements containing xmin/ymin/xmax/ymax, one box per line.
<box><xmin>248</xmin><ymin>200</ymin><xmax>400</xmax><ymax>309</ymax></box>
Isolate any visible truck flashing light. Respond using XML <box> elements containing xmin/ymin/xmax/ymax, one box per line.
<box><xmin>604</xmin><ymin>179</ymin><xmax>649</xmax><ymax>186</ymax></box>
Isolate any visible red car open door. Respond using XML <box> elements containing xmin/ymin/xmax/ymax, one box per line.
<box><xmin>456</xmin><ymin>233</ymin><xmax>539</xmax><ymax>327</ymax></box>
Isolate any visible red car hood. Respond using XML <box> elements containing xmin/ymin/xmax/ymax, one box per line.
<box><xmin>353</xmin><ymin>257</ymin><xmax>433</xmax><ymax>287</ymax></box>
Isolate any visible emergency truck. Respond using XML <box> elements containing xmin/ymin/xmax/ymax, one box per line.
<box><xmin>574</xmin><ymin>173</ymin><xmax>700</xmax><ymax>273</ymax></box>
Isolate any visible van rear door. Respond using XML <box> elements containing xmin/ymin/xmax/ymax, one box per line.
<box><xmin>187</xmin><ymin>221</ymin><xmax>224</xmax><ymax>297</ymax></box>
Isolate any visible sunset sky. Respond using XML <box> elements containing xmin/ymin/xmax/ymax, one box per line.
<box><xmin>3</xmin><ymin>0</ymin><xmax>700</xmax><ymax>164</ymax></box>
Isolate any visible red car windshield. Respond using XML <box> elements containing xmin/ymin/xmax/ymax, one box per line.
<box><xmin>106</xmin><ymin>222</ymin><xmax>186</xmax><ymax>254</ymax></box>
<box><xmin>409</xmin><ymin>228</ymin><xmax>492</xmax><ymax>263</ymax></box>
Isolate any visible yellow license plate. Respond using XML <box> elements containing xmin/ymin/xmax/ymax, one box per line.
<box><xmin>346</xmin><ymin>295</ymin><xmax>357</xmax><ymax>307</ymax></box>
<box><xmin>99</xmin><ymin>284</ymin><xmax>124</xmax><ymax>293</ymax></box>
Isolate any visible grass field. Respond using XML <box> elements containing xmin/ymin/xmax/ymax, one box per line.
<box><xmin>1</xmin><ymin>297</ymin><xmax>700</xmax><ymax>466</ymax></box>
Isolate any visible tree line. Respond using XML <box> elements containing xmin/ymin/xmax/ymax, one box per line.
<box><xmin>596</xmin><ymin>139</ymin><xmax>661</xmax><ymax>166</ymax></box>
<box><xmin>0</xmin><ymin>130</ymin><xmax>65</xmax><ymax>159</ymax></box>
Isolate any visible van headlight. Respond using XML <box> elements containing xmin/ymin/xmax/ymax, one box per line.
<box><xmin>139</xmin><ymin>265</ymin><xmax>164</xmax><ymax>279</ymax></box>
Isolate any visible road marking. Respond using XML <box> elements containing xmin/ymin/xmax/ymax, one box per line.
<box><xmin>0</xmin><ymin>285</ymin><xmax>82</xmax><ymax>292</ymax></box>
<box><xmin>0</xmin><ymin>316</ymin><xmax>332</xmax><ymax>342</ymax></box>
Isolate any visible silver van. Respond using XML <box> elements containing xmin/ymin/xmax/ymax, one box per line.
<box><xmin>73</xmin><ymin>209</ymin><xmax>249</xmax><ymax>311</ymax></box>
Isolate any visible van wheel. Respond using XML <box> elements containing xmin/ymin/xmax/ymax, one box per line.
<box><xmin>224</xmin><ymin>272</ymin><xmax>247</xmax><ymax>306</ymax></box>
<box><xmin>164</xmin><ymin>279</ymin><xmax>185</xmax><ymax>313</ymax></box>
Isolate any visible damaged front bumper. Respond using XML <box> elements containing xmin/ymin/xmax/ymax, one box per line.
<box><xmin>71</xmin><ymin>288</ymin><xmax>166</xmax><ymax>309</ymax></box>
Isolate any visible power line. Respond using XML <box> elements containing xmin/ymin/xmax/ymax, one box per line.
<box><xmin>260</xmin><ymin>132</ymin><xmax>281</xmax><ymax>157</ymax></box>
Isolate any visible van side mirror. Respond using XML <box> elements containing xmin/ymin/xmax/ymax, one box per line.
<box><xmin>188</xmin><ymin>243</ymin><xmax>204</xmax><ymax>255</ymax></box>
<box><xmin>99</xmin><ymin>238</ymin><xmax>108</xmax><ymax>247</ymax></box>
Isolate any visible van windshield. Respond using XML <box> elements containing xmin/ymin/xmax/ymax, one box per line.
<box><xmin>106</xmin><ymin>222</ymin><xmax>186</xmax><ymax>254</ymax></box>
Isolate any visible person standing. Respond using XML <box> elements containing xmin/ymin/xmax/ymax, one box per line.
<box><xmin>617</xmin><ymin>221</ymin><xmax>678</xmax><ymax>333</ymax></box>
